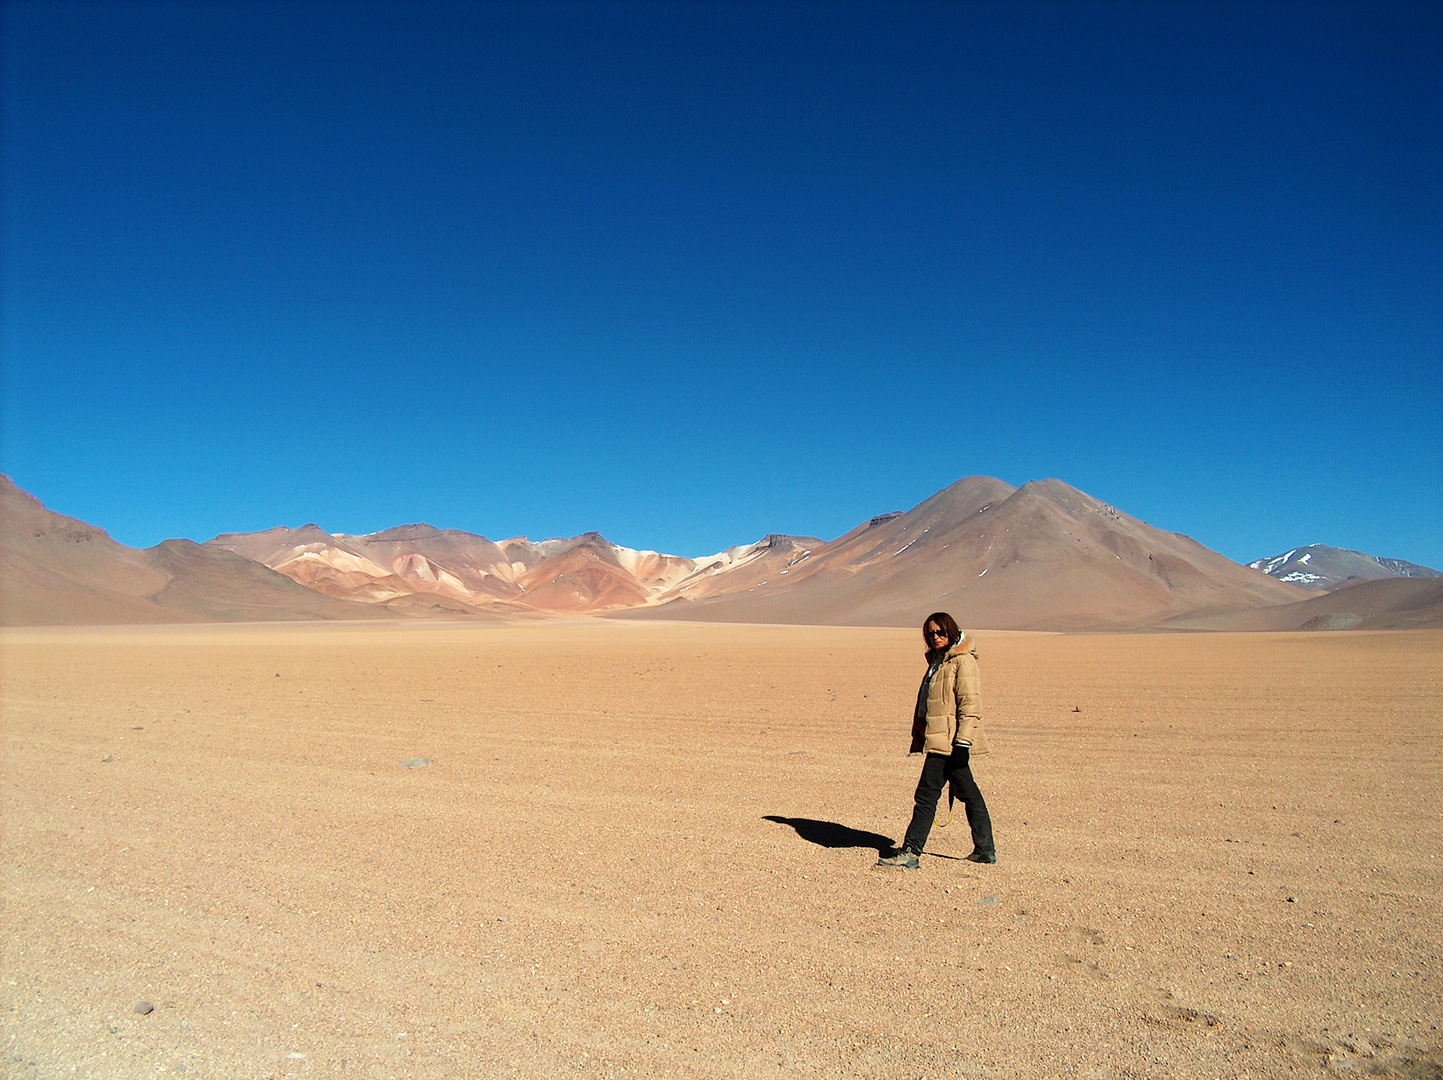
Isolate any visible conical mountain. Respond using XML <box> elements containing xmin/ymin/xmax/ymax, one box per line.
<box><xmin>637</xmin><ymin>477</ymin><xmax>1307</xmax><ymax>630</ymax></box>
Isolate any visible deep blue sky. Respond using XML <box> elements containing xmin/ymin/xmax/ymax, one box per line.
<box><xmin>3</xmin><ymin>1</ymin><xmax>1439</xmax><ymax>565</ymax></box>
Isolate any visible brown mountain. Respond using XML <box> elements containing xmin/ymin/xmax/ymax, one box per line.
<box><xmin>0</xmin><ymin>477</ymin><xmax>394</xmax><ymax>625</ymax></box>
<box><xmin>631</xmin><ymin>477</ymin><xmax>1309</xmax><ymax>630</ymax></box>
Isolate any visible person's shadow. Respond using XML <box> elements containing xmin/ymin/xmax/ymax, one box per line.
<box><xmin>763</xmin><ymin>815</ymin><xmax>894</xmax><ymax>852</ymax></box>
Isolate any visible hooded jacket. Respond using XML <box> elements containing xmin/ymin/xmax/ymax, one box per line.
<box><xmin>909</xmin><ymin>633</ymin><xmax>990</xmax><ymax>757</ymax></box>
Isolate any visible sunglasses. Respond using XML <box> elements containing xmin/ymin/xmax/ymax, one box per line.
<box><xmin>925</xmin><ymin>628</ymin><xmax>949</xmax><ymax>639</ymax></box>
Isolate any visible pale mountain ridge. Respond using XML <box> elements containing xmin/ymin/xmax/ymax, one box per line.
<box><xmin>661</xmin><ymin>534</ymin><xmax>825</xmax><ymax>602</ymax></box>
<box><xmin>207</xmin><ymin>524</ymin><xmax>704</xmax><ymax>612</ymax></box>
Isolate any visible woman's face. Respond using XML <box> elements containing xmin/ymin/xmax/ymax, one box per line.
<box><xmin>924</xmin><ymin>623</ymin><xmax>950</xmax><ymax>650</ymax></box>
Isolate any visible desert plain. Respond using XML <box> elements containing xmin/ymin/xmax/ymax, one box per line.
<box><xmin>2</xmin><ymin>621</ymin><xmax>1440</xmax><ymax>1079</ymax></box>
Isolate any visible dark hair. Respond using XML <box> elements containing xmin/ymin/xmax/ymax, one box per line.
<box><xmin>922</xmin><ymin>611</ymin><xmax>960</xmax><ymax>649</ymax></box>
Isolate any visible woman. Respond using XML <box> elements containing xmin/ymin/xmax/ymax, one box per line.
<box><xmin>877</xmin><ymin>612</ymin><xmax>995</xmax><ymax>869</ymax></box>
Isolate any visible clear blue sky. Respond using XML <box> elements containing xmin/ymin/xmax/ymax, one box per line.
<box><xmin>3</xmin><ymin>1</ymin><xmax>1439</xmax><ymax>566</ymax></box>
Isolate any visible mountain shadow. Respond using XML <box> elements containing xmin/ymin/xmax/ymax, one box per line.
<box><xmin>763</xmin><ymin>816</ymin><xmax>894</xmax><ymax>852</ymax></box>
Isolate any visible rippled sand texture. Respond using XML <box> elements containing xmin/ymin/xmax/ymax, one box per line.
<box><xmin>3</xmin><ymin>623</ymin><xmax>1440</xmax><ymax>1078</ymax></box>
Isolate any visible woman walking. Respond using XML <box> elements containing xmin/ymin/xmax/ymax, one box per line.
<box><xmin>877</xmin><ymin>612</ymin><xmax>995</xmax><ymax>869</ymax></box>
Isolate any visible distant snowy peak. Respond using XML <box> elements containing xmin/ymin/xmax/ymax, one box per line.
<box><xmin>1249</xmin><ymin>545</ymin><xmax>1441</xmax><ymax>591</ymax></box>
<box><xmin>1250</xmin><ymin>548</ymin><xmax>1327</xmax><ymax>587</ymax></box>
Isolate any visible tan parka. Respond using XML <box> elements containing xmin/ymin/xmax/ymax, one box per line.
<box><xmin>909</xmin><ymin>633</ymin><xmax>990</xmax><ymax>756</ymax></box>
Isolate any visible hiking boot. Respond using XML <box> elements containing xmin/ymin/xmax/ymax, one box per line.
<box><xmin>876</xmin><ymin>848</ymin><xmax>920</xmax><ymax>869</ymax></box>
<box><xmin>965</xmin><ymin>850</ymin><xmax>997</xmax><ymax>864</ymax></box>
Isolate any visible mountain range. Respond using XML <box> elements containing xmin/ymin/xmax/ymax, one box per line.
<box><xmin>4</xmin><ymin>474</ymin><xmax>1439</xmax><ymax>631</ymax></box>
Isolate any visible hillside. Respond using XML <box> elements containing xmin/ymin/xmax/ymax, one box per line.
<box><xmin>1162</xmin><ymin>577</ymin><xmax>1443</xmax><ymax>631</ymax></box>
<box><xmin>0</xmin><ymin>478</ymin><xmax>394</xmax><ymax>625</ymax></box>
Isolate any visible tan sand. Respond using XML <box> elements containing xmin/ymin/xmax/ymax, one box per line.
<box><xmin>3</xmin><ymin>622</ymin><xmax>1440</xmax><ymax>1078</ymax></box>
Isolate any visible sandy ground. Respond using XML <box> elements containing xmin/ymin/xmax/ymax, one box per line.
<box><xmin>2</xmin><ymin>622</ymin><xmax>1440</xmax><ymax>1079</ymax></box>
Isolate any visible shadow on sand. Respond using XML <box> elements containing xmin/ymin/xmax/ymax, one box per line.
<box><xmin>763</xmin><ymin>816</ymin><xmax>894</xmax><ymax>852</ymax></box>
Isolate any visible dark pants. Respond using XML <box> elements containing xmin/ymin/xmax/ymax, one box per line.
<box><xmin>902</xmin><ymin>747</ymin><xmax>994</xmax><ymax>856</ymax></box>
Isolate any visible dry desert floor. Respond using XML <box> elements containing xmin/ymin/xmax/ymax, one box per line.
<box><xmin>2</xmin><ymin>622</ymin><xmax>1441</xmax><ymax>1079</ymax></box>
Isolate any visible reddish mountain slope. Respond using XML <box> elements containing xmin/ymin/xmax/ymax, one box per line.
<box><xmin>205</xmin><ymin>524</ymin><xmax>687</xmax><ymax>613</ymax></box>
<box><xmin>513</xmin><ymin>537</ymin><xmax>652</xmax><ymax>611</ymax></box>
<box><xmin>209</xmin><ymin>525</ymin><xmax>531</xmax><ymax>612</ymax></box>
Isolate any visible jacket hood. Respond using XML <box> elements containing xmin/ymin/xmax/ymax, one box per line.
<box><xmin>927</xmin><ymin>632</ymin><xmax>977</xmax><ymax>662</ymax></box>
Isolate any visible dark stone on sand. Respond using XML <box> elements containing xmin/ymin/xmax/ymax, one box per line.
<box><xmin>133</xmin><ymin>1001</ymin><xmax>154</xmax><ymax>1015</ymax></box>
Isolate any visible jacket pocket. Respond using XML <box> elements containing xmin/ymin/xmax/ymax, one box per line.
<box><xmin>961</xmin><ymin>719</ymin><xmax>991</xmax><ymax>756</ymax></box>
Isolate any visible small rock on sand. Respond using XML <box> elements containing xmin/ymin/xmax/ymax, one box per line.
<box><xmin>399</xmin><ymin>758</ymin><xmax>432</xmax><ymax>768</ymax></box>
<box><xmin>133</xmin><ymin>1001</ymin><xmax>154</xmax><ymax>1015</ymax></box>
